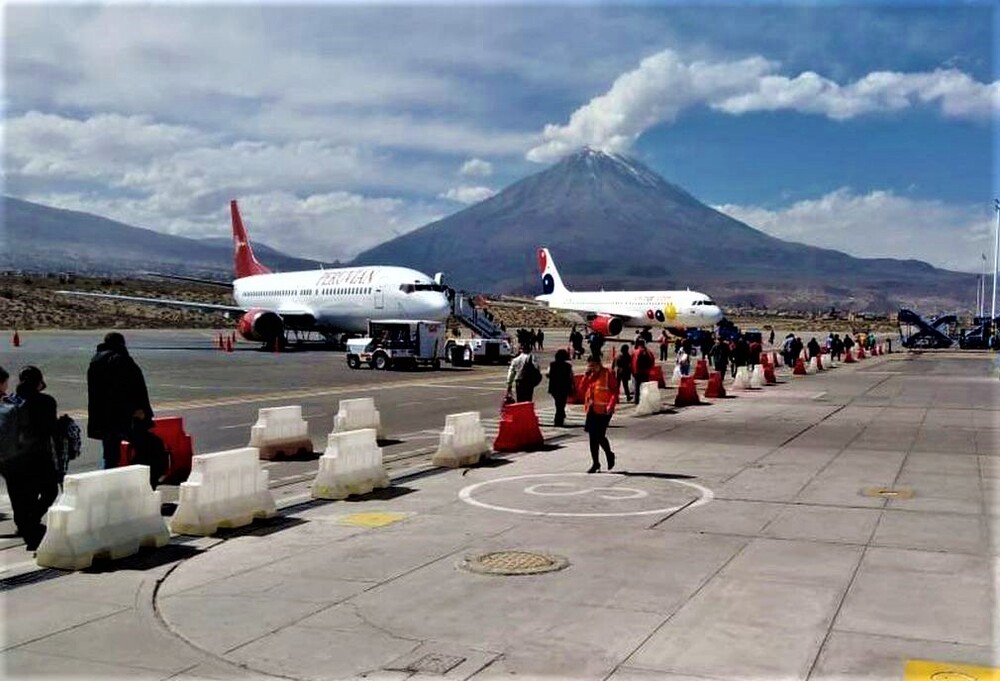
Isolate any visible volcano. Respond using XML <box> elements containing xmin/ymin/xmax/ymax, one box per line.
<box><xmin>360</xmin><ymin>148</ymin><xmax>971</xmax><ymax>311</ymax></box>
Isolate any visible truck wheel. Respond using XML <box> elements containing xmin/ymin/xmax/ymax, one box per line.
<box><xmin>347</xmin><ymin>355</ymin><xmax>361</xmax><ymax>369</ymax></box>
<box><xmin>373</xmin><ymin>353</ymin><xmax>390</xmax><ymax>370</ymax></box>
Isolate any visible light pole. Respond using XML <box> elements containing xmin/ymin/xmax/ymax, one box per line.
<box><xmin>993</xmin><ymin>199</ymin><xmax>1000</xmax><ymax>327</ymax></box>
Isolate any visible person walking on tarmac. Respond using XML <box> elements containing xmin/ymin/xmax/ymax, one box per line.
<box><xmin>536</xmin><ymin>329</ymin><xmax>545</xmax><ymax>351</ymax></box>
<box><xmin>710</xmin><ymin>337</ymin><xmax>730</xmax><ymax>376</ymax></box>
<box><xmin>506</xmin><ymin>344</ymin><xmax>542</xmax><ymax>404</ymax></box>
<box><xmin>615</xmin><ymin>344</ymin><xmax>633</xmax><ymax>402</ymax></box>
<box><xmin>582</xmin><ymin>356</ymin><xmax>617</xmax><ymax>474</ymax></box>
<box><xmin>807</xmin><ymin>337</ymin><xmax>821</xmax><ymax>360</ymax></box>
<box><xmin>658</xmin><ymin>330</ymin><xmax>670</xmax><ymax>361</ymax></box>
<box><xmin>87</xmin><ymin>332</ymin><xmax>154</xmax><ymax>470</ymax></box>
<box><xmin>3</xmin><ymin>366</ymin><xmax>60</xmax><ymax>551</ymax></box>
<box><xmin>631</xmin><ymin>339</ymin><xmax>656</xmax><ymax>404</ymax></box>
<box><xmin>547</xmin><ymin>349</ymin><xmax>574</xmax><ymax>427</ymax></box>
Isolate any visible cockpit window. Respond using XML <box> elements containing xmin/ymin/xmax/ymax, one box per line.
<box><xmin>399</xmin><ymin>284</ymin><xmax>415</xmax><ymax>294</ymax></box>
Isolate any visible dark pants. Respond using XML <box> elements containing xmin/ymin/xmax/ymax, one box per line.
<box><xmin>585</xmin><ymin>411</ymin><xmax>613</xmax><ymax>466</ymax></box>
<box><xmin>2</xmin><ymin>459</ymin><xmax>58</xmax><ymax>548</ymax></box>
<box><xmin>659</xmin><ymin>346</ymin><xmax>668</xmax><ymax>361</ymax></box>
<box><xmin>514</xmin><ymin>381</ymin><xmax>534</xmax><ymax>404</ymax></box>
<box><xmin>617</xmin><ymin>372</ymin><xmax>632</xmax><ymax>401</ymax></box>
<box><xmin>102</xmin><ymin>437</ymin><xmax>123</xmax><ymax>469</ymax></box>
<box><xmin>633</xmin><ymin>376</ymin><xmax>648</xmax><ymax>403</ymax></box>
<box><xmin>552</xmin><ymin>395</ymin><xmax>567</xmax><ymax>426</ymax></box>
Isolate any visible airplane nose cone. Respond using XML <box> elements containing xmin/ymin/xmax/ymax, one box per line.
<box><xmin>709</xmin><ymin>306</ymin><xmax>724</xmax><ymax>323</ymax></box>
<box><xmin>432</xmin><ymin>295</ymin><xmax>451</xmax><ymax>320</ymax></box>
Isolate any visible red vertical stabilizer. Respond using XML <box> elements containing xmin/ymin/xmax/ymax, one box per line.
<box><xmin>231</xmin><ymin>200</ymin><xmax>272</xmax><ymax>279</ymax></box>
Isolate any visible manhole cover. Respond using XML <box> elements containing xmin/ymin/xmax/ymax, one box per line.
<box><xmin>460</xmin><ymin>550</ymin><xmax>569</xmax><ymax>576</ymax></box>
<box><xmin>862</xmin><ymin>487</ymin><xmax>914</xmax><ymax>499</ymax></box>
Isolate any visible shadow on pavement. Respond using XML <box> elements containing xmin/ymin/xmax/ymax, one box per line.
<box><xmin>615</xmin><ymin>471</ymin><xmax>698</xmax><ymax>480</ymax></box>
<box><xmin>84</xmin><ymin>543</ymin><xmax>204</xmax><ymax>573</ymax></box>
<box><xmin>344</xmin><ymin>486</ymin><xmax>417</xmax><ymax>502</ymax></box>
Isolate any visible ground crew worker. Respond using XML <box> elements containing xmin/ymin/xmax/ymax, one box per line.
<box><xmin>582</xmin><ymin>356</ymin><xmax>617</xmax><ymax>474</ymax></box>
<box><xmin>547</xmin><ymin>349</ymin><xmax>574</xmax><ymax>427</ymax></box>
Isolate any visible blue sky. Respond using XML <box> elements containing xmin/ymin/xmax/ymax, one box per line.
<box><xmin>2</xmin><ymin>3</ymin><xmax>996</xmax><ymax>272</ymax></box>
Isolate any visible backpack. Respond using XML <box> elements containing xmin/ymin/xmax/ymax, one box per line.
<box><xmin>53</xmin><ymin>415</ymin><xmax>82</xmax><ymax>479</ymax></box>
<box><xmin>522</xmin><ymin>357</ymin><xmax>543</xmax><ymax>388</ymax></box>
<box><xmin>0</xmin><ymin>396</ymin><xmax>25</xmax><ymax>464</ymax></box>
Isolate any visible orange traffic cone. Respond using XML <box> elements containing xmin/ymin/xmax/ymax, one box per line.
<box><xmin>793</xmin><ymin>358</ymin><xmax>807</xmax><ymax>375</ymax></box>
<box><xmin>674</xmin><ymin>376</ymin><xmax>701</xmax><ymax>407</ymax></box>
<box><xmin>857</xmin><ymin>347</ymin><xmax>866</xmax><ymax>360</ymax></box>
<box><xmin>844</xmin><ymin>349</ymin><xmax>855</xmax><ymax>363</ymax></box>
<box><xmin>693</xmin><ymin>359</ymin><xmax>709</xmax><ymax>380</ymax></box>
<box><xmin>704</xmin><ymin>372</ymin><xmax>726</xmax><ymax>399</ymax></box>
<box><xmin>217</xmin><ymin>333</ymin><xmax>225</xmax><ymax>350</ymax></box>
<box><xmin>12</xmin><ymin>330</ymin><xmax>20</xmax><ymax>348</ymax></box>
<box><xmin>225</xmin><ymin>337</ymin><xmax>233</xmax><ymax>353</ymax></box>
<box><xmin>764</xmin><ymin>364</ymin><xmax>777</xmax><ymax>384</ymax></box>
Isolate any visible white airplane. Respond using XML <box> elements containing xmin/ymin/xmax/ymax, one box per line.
<box><xmin>535</xmin><ymin>247</ymin><xmax>724</xmax><ymax>336</ymax></box>
<box><xmin>59</xmin><ymin>201</ymin><xmax>452</xmax><ymax>346</ymax></box>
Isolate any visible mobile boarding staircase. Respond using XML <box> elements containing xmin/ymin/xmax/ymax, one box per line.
<box><xmin>450</xmin><ymin>291</ymin><xmax>506</xmax><ymax>339</ymax></box>
<box><xmin>897</xmin><ymin>308</ymin><xmax>955</xmax><ymax>349</ymax></box>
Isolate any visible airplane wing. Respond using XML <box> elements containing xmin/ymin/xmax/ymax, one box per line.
<box><xmin>56</xmin><ymin>290</ymin><xmax>245</xmax><ymax>314</ymax></box>
<box><xmin>142</xmin><ymin>272</ymin><xmax>233</xmax><ymax>289</ymax></box>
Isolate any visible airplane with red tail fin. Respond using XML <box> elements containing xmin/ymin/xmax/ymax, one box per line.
<box><xmin>58</xmin><ymin>201</ymin><xmax>451</xmax><ymax>346</ymax></box>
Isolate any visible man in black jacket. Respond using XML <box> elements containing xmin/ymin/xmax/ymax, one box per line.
<box><xmin>87</xmin><ymin>333</ymin><xmax>153</xmax><ymax>469</ymax></box>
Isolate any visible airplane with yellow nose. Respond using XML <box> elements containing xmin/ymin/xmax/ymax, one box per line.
<box><xmin>535</xmin><ymin>247</ymin><xmax>724</xmax><ymax>337</ymax></box>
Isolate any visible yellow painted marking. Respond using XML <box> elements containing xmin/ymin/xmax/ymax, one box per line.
<box><xmin>63</xmin><ymin>369</ymin><xmax>507</xmax><ymax>419</ymax></box>
<box><xmin>905</xmin><ymin>659</ymin><xmax>1000</xmax><ymax>681</ymax></box>
<box><xmin>337</xmin><ymin>512</ymin><xmax>410</xmax><ymax>528</ymax></box>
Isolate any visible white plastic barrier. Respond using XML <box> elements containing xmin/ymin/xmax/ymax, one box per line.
<box><xmin>806</xmin><ymin>357</ymin><xmax>819</xmax><ymax>375</ymax></box>
<box><xmin>249</xmin><ymin>405</ymin><xmax>313</xmax><ymax>459</ymax></box>
<box><xmin>170</xmin><ymin>448</ymin><xmax>276</xmax><ymax>536</ymax></box>
<box><xmin>311</xmin><ymin>428</ymin><xmax>390</xmax><ymax>500</ymax></box>
<box><xmin>732</xmin><ymin>366</ymin><xmax>752</xmax><ymax>390</ymax></box>
<box><xmin>36</xmin><ymin>466</ymin><xmax>169</xmax><ymax>570</ymax></box>
<box><xmin>669</xmin><ymin>365</ymin><xmax>683</xmax><ymax>388</ymax></box>
<box><xmin>750</xmin><ymin>365</ymin><xmax>765</xmax><ymax>389</ymax></box>
<box><xmin>432</xmin><ymin>412</ymin><xmax>490</xmax><ymax>467</ymax></box>
<box><xmin>333</xmin><ymin>398</ymin><xmax>384</xmax><ymax>438</ymax></box>
<box><xmin>635</xmin><ymin>381</ymin><xmax>662</xmax><ymax>416</ymax></box>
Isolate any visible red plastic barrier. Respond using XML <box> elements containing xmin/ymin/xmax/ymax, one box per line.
<box><xmin>674</xmin><ymin>376</ymin><xmax>701</xmax><ymax>407</ymax></box>
<box><xmin>816</xmin><ymin>355</ymin><xmax>824</xmax><ymax>371</ymax></box>
<box><xmin>857</xmin><ymin>347</ymin><xmax>866</xmax><ymax>360</ymax></box>
<box><xmin>493</xmin><ymin>402</ymin><xmax>544</xmax><ymax>453</ymax></box>
<box><xmin>793</xmin><ymin>358</ymin><xmax>807</xmax><ymax>375</ymax></box>
<box><xmin>704</xmin><ymin>372</ymin><xmax>726</xmax><ymax>399</ymax></box>
<box><xmin>119</xmin><ymin>416</ymin><xmax>194</xmax><ymax>484</ymax></box>
<box><xmin>693</xmin><ymin>359</ymin><xmax>709</xmax><ymax>380</ymax></box>
<box><xmin>12</xmin><ymin>330</ymin><xmax>20</xmax><ymax>348</ymax></box>
<box><xmin>843</xmin><ymin>349</ymin><xmax>855</xmax><ymax>363</ymax></box>
<box><xmin>650</xmin><ymin>365</ymin><xmax>666</xmax><ymax>389</ymax></box>
<box><xmin>764</xmin><ymin>365</ymin><xmax>777</xmax><ymax>384</ymax></box>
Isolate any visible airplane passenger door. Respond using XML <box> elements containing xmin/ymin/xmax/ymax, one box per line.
<box><xmin>374</xmin><ymin>286</ymin><xmax>384</xmax><ymax>310</ymax></box>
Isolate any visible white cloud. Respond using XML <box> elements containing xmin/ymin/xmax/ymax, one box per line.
<box><xmin>715</xmin><ymin>188</ymin><xmax>994</xmax><ymax>273</ymax></box>
<box><xmin>439</xmin><ymin>185</ymin><xmax>496</xmax><ymax>204</ymax></box>
<box><xmin>459</xmin><ymin>158</ymin><xmax>493</xmax><ymax>177</ymax></box>
<box><xmin>527</xmin><ymin>49</ymin><xmax>998</xmax><ymax>162</ymax></box>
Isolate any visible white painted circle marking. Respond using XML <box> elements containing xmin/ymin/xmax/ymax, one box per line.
<box><xmin>458</xmin><ymin>472</ymin><xmax>714</xmax><ymax>517</ymax></box>
<box><xmin>524</xmin><ymin>482</ymin><xmax>649</xmax><ymax>500</ymax></box>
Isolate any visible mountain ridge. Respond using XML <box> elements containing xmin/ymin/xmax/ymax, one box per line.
<box><xmin>3</xmin><ymin>196</ymin><xmax>328</xmax><ymax>277</ymax></box>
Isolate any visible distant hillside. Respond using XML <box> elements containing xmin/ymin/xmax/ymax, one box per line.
<box><xmin>3</xmin><ymin>197</ymin><xmax>328</xmax><ymax>277</ymax></box>
<box><xmin>353</xmin><ymin>149</ymin><xmax>975</xmax><ymax>313</ymax></box>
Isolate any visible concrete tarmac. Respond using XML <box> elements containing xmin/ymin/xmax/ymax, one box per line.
<box><xmin>0</xmin><ymin>333</ymin><xmax>996</xmax><ymax>681</ymax></box>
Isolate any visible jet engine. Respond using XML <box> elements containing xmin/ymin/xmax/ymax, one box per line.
<box><xmin>590</xmin><ymin>314</ymin><xmax>624</xmax><ymax>337</ymax></box>
<box><xmin>237</xmin><ymin>309</ymin><xmax>284</xmax><ymax>343</ymax></box>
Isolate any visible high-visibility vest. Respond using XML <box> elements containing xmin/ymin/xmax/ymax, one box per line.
<box><xmin>585</xmin><ymin>369</ymin><xmax>616</xmax><ymax>414</ymax></box>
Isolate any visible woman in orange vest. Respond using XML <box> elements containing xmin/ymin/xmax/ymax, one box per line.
<box><xmin>583</xmin><ymin>355</ymin><xmax>618</xmax><ymax>473</ymax></box>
